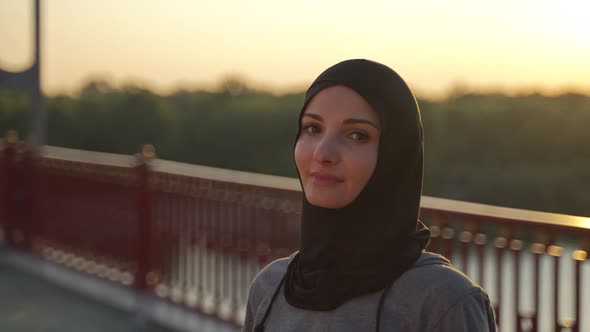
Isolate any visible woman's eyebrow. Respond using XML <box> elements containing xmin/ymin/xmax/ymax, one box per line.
<box><xmin>302</xmin><ymin>113</ymin><xmax>322</xmax><ymax>121</ymax></box>
<box><xmin>343</xmin><ymin>118</ymin><xmax>380</xmax><ymax>130</ymax></box>
<box><xmin>302</xmin><ymin>113</ymin><xmax>380</xmax><ymax>130</ymax></box>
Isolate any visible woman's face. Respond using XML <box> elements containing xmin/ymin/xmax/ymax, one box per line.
<box><xmin>295</xmin><ymin>85</ymin><xmax>381</xmax><ymax>209</ymax></box>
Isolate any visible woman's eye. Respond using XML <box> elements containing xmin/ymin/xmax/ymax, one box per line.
<box><xmin>302</xmin><ymin>124</ymin><xmax>321</xmax><ymax>135</ymax></box>
<box><xmin>350</xmin><ymin>132</ymin><xmax>368</xmax><ymax>141</ymax></box>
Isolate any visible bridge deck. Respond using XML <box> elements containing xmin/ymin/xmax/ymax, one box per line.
<box><xmin>0</xmin><ymin>244</ymin><xmax>240</xmax><ymax>332</ymax></box>
<box><xmin>0</xmin><ymin>259</ymin><xmax>172</xmax><ymax>332</ymax></box>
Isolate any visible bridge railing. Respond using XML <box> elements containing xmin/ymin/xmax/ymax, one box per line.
<box><xmin>1</xmin><ymin>137</ymin><xmax>588</xmax><ymax>332</ymax></box>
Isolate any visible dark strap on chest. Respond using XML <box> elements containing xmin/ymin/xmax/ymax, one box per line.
<box><xmin>376</xmin><ymin>280</ymin><xmax>395</xmax><ymax>332</ymax></box>
<box><xmin>253</xmin><ymin>274</ymin><xmax>286</xmax><ymax>332</ymax></box>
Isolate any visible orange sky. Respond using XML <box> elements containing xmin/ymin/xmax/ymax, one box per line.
<box><xmin>1</xmin><ymin>0</ymin><xmax>589</xmax><ymax>97</ymax></box>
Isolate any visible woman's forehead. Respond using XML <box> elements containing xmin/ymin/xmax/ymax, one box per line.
<box><xmin>302</xmin><ymin>85</ymin><xmax>381</xmax><ymax>125</ymax></box>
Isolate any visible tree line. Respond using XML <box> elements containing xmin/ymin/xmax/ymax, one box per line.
<box><xmin>1</xmin><ymin>80</ymin><xmax>588</xmax><ymax>217</ymax></box>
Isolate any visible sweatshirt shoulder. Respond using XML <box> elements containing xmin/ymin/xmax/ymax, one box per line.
<box><xmin>403</xmin><ymin>252</ymin><xmax>481</xmax><ymax>293</ymax></box>
<box><xmin>386</xmin><ymin>252</ymin><xmax>486</xmax><ymax>314</ymax></box>
<box><xmin>384</xmin><ymin>252</ymin><xmax>495</xmax><ymax>331</ymax></box>
<box><xmin>247</xmin><ymin>256</ymin><xmax>291</xmax><ymax>304</ymax></box>
<box><xmin>243</xmin><ymin>256</ymin><xmax>291</xmax><ymax>332</ymax></box>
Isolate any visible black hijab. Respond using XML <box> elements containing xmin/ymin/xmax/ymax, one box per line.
<box><xmin>284</xmin><ymin>59</ymin><xmax>431</xmax><ymax>310</ymax></box>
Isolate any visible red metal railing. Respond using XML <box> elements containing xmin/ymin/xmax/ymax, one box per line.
<box><xmin>1</xmin><ymin>135</ymin><xmax>589</xmax><ymax>331</ymax></box>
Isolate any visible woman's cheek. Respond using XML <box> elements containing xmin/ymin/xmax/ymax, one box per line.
<box><xmin>294</xmin><ymin>140</ymin><xmax>309</xmax><ymax>172</ymax></box>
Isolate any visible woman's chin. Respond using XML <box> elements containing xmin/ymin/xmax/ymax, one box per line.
<box><xmin>306</xmin><ymin>194</ymin><xmax>350</xmax><ymax>209</ymax></box>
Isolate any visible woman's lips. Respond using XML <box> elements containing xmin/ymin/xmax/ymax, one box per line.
<box><xmin>310</xmin><ymin>172</ymin><xmax>344</xmax><ymax>186</ymax></box>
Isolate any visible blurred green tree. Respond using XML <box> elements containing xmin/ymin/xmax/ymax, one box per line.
<box><xmin>1</xmin><ymin>81</ymin><xmax>588</xmax><ymax>217</ymax></box>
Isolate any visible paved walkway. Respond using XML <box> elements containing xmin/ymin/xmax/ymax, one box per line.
<box><xmin>0</xmin><ymin>262</ymin><xmax>172</xmax><ymax>332</ymax></box>
<box><xmin>0</xmin><ymin>244</ymin><xmax>240</xmax><ymax>332</ymax></box>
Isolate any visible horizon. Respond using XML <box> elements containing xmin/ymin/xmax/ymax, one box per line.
<box><xmin>32</xmin><ymin>75</ymin><xmax>590</xmax><ymax>101</ymax></box>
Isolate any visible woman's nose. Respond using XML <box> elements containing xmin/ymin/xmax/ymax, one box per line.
<box><xmin>313</xmin><ymin>136</ymin><xmax>340</xmax><ymax>165</ymax></box>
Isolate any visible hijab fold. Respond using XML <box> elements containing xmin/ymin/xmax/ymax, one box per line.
<box><xmin>283</xmin><ymin>59</ymin><xmax>431</xmax><ymax>310</ymax></box>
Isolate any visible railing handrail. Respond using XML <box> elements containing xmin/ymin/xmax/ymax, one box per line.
<box><xmin>41</xmin><ymin>144</ymin><xmax>590</xmax><ymax>231</ymax></box>
<box><xmin>421</xmin><ymin>196</ymin><xmax>590</xmax><ymax>231</ymax></box>
<box><xmin>42</xmin><ymin>145</ymin><xmax>301</xmax><ymax>191</ymax></box>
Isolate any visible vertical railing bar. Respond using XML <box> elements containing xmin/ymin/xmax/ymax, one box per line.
<box><xmin>165</xmin><ymin>192</ymin><xmax>173</xmax><ymax>291</ymax></box>
<box><xmin>511</xmin><ymin>239</ymin><xmax>523</xmax><ymax>332</ymax></box>
<box><xmin>213</xmin><ymin>191</ymin><xmax>221</xmax><ymax>317</ymax></box>
<box><xmin>187</xmin><ymin>194</ymin><xmax>194</xmax><ymax>306</ymax></box>
<box><xmin>572</xmin><ymin>250</ymin><xmax>587</xmax><ymax>332</ymax></box>
<box><xmin>459</xmin><ymin>230</ymin><xmax>472</xmax><ymax>274</ymax></box>
<box><xmin>250</xmin><ymin>187</ymin><xmax>260</xmax><ymax>291</ymax></box>
<box><xmin>182</xmin><ymin>194</ymin><xmax>190</xmax><ymax>304</ymax></box>
<box><xmin>202</xmin><ymin>190</ymin><xmax>210</xmax><ymax>312</ymax></box>
<box><xmin>236</xmin><ymin>197</ymin><xmax>245</xmax><ymax>311</ymax></box>
<box><xmin>428</xmin><ymin>223</ymin><xmax>441</xmax><ymax>255</ymax></box>
<box><xmin>531</xmin><ymin>243</ymin><xmax>545</xmax><ymax>332</ymax></box>
<box><xmin>206</xmin><ymin>190</ymin><xmax>214</xmax><ymax>313</ymax></box>
<box><xmin>205</xmin><ymin>191</ymin><xmax>213</xmax><ymax>312</ymax></box>
<box><xmin>219</xmin><ymin>191</ymin><xmax>226</xmax><ymax>316</ymax></box>
<box><xmin>164</xmin><ymin>190</ymin><xmax>173</xmax><ymax>297</ymax></box>
<box><xmin>230</xmin><ymin>187</ymin><xmax>236</xmax><ymax>318</ymax></box>
<box><xmin>173</xmin><ymin>191</ymin><xmax>181</xmax><ymax>301</ymax></box>
<box><xmin>223</xmin><ymin>189</ymin><xmax>231</xmax><ymax>319</ymax></box>
<box><xmin>176</xmin><ymin>191</ymin><xmax>184</xmax><ymax>298</ymax></box>
<box><xmin>242</xmin><ymin>187</ymin><xmax>255</xmax><ymax>309</ymax></box>
<box><xmin>194</xmin><ymin>194</ymin><xmax>202</xmax><ymax>312</ymax></box>
<box><xmin>548</xmin><ymin>245</ymin><xmax>563</xmax><ymax>332</ymax></box>
<box><xmin>442</xmin><ymin>227</ymin><xmax>455</xmax><ymax>261</ymax></box>
<box><xmin>475</xmin><ymin>233</ymin><xmax>487</xmax><ymax>288</ymax></box>
<box><xmin>135</xmin><ymin>146</ymin><xmax>153</xmax><ymax>293</ymax></box>
<box><xmin>495</xmin><ymin>236</ymin><xmax>507</xmax><ymax>328</ymax></box>
<box><xmin>184</xmin><ymin>193</ymin><xmax>190</xmax><ymax>302</ymax></box>
<box><xmin>198</xmin><ymin>192</ymin><xmax>208</xmax><ymax>312</ymax></box>
<box><xmin>231</xmin><ymin>193</ymin><xmax>239</xmax><ymax>324</ymax></box>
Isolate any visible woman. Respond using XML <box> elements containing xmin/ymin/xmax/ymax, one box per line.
<box><xmin>243</xmin><ymin>59</ymin><xmax>496</xmax><ymax>332</ymax></box>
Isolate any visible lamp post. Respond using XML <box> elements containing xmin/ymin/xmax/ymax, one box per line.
<box><xmin>0</xmin><ymin>0</ymin><xmax>45</xmax><ymax>150</ymax></box>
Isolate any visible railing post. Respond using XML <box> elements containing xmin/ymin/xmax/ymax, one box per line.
<box><xmin>474</xmin><ymin>233</ymin><xmax>487</xmax><ymax>287</ymax></box>
<box><xmin>548</xmin><ymin>245</ymin><xmax>563</xmax><ymax>331</ymax></box>
<box><xmin>20</xmin><ymin>144</ymin><xmax>37</xmax><ymax>251</ymax></box>
<box><xmin>494</xmin><ymin>236</ymin><xmax>507</xmax><ymax>328</ymax></box>
<box><xmin>530</xmin><ymin>243</ymin><xmax>546</xmax><ymax>332</ymax></box>
<box><xmin>135</xmin><ymin>144</ymin><xmax>156</xmax><ymax>291</ymax></box>
<box><xmin>1</xmin><ymin>130</ymin><xmax>19</xmax><ymax>245</ymax></box>
<box><xmin>510</xmin><ymin>239</ymin><xmax>523</xmax><ymax>332</ymax></box>
<box><xmin>572</xmin><ymin>250</ymin><xmax>587</xmax><ymax>332</ymax></box>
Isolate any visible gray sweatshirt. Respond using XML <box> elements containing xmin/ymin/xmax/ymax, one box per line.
<box><xmin>243</xmin><ymin>252</ymin><xmax>496</xmax><ymax>332</ymax></box>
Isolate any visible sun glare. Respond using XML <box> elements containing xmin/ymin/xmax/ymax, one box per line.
<box><xmin>541</xmin><ymin>1</ymin><xmax>590</xmax><ymax>46</ymax></box>
<box><xmin>580</xmin><ymin>218</ymin><xmax>590</xmax><ymax>230</ymax></box>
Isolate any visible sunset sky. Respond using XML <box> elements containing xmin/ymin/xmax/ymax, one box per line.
<box><xmin>1</xmin><ymin>0</ymin><xmax>589</xmax><ymax>97</ymax></box>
